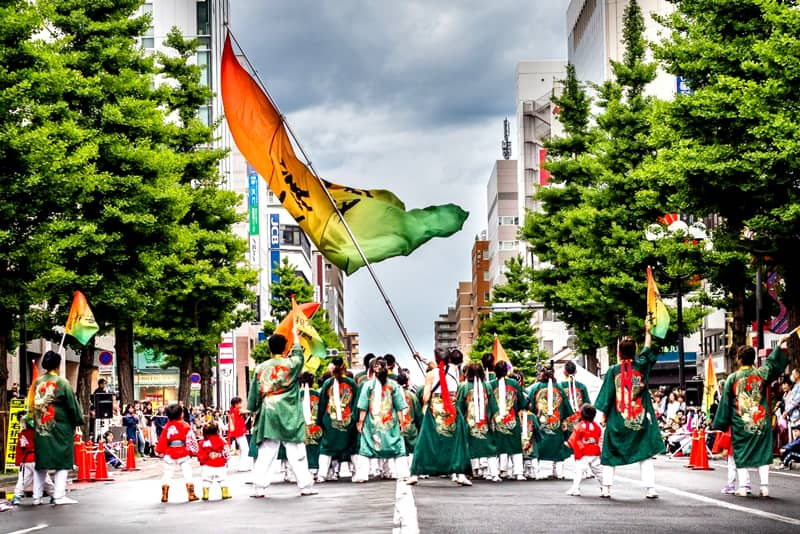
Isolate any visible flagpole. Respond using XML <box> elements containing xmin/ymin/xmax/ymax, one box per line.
<box><xmin>57</xmin><ymin>331</ymin><xmax>66</xmax><ymax>355</ymax></box>
<box><xmin>225</xmin><ymin>28</ymin><xmax>425</xmax><ymax>374</ymax></box>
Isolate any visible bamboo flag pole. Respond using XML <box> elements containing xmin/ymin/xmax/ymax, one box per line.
<box><xmin>225</xmin><ymin>28</ymin><xmax>426</xmax><ymax>374</ymax></box>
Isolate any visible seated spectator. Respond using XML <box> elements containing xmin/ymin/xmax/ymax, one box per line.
<box><xmin>100</xmin><ymin>431</ymin><xmax>124</xmax><ymax>469</ymax></box>
<box><xmin>778</xmin><ymin>425</ymin><xmax>800</xmax><ymax>469</ymax></box>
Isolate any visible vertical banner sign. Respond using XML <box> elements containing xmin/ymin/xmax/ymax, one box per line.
<box><xmin>248</xmin><ymin>164</ymin><xmax>262</xmax><ymax>322</ymax></box>
<box><xmin>5</xmin><ymin>398</ymin><xmax>25</xmax><ymax>471</ymax></box>
<box><xmin>218</xmin><ymin>334</ymin><xmax>235</xmax><ymax>410</ymax></box>
<box><xmin>269</xmin><ymin>213</ymin><xmax>281</xmax><ymax>285</ymax></box>
<box><xmin>538</xmin><ymin>148</ymin><xmax>551</xmax><ymax>186</ymax></box>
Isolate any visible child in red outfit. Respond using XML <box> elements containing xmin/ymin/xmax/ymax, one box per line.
<box><xmin>566</xmin><ymin>403</ymin><xmax>604</xmax><ymax>496</ymax></box>
<box><xmin>12</xmin><ymin>418</ymin><xmax>35</xmax><ymax>505</ymax></box>
<box><xmin>198</xmin><ymin>422</ymin><xmax>231</xmax><ymax>500</ymax></box>
<box><xmin>228</xmin><ymin>396</ymin><xmax>252</xmax><ymax>472</ymax></box>
<box><xmin>156</xmin><ymin>404</ymin><xmax>199</xmax><ymax>503</ymax></box>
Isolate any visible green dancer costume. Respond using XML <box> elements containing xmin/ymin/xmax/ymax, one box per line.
<box><xmin>303</xmin><ymin>386</ymin><xmax>322</xmax><ymax>470</ymax></box>
<box><xmin>399</xmin><ymin>384</ymin><xmax>422</xmax><ymax>454</ymax></box>
<box><xmin>560</xmin><ymin>372</ymin><xmax>591</xmax><ymax>435</ymax></box>
<box><xmin>594</xmin><ymin>347</ymin><xmax>664</xmax><ymax>467</ymax></box>
<box><xmin>356</xmin><ymin>379</ymin><xmax>408</xmax><ymax>459</ymax></box>
<box><xmin>713</xmin><ymin>345</ymin><xmax>789</xmax><ymax>468</ymax></box>
<box><xmin>491</xmin><ymin>376</ymin><xmax>525</xmax><ymax>455</ymax></box>
<box><xmin>317</xmin><ymin>376</ymin><xmax>358</xmax><ymax>461</ymax></box>
<box><xmin>457</xmin><ymin>379</ymin><xmax>497</xmax><ymax>459</ymax></box>
<box><xmin>410</xmin><ymin>363</ymin><xmax>471</xmax><ymax>477</ymax></box>
<box><xmin>527</xmin><ymin>379</ymin><xmax>573</xmax><ymax>462</ymax></box>
<box><xmin>32</xmin><ymin>371</ymin><xmax>84</xmax><ymax>471</ymax></box>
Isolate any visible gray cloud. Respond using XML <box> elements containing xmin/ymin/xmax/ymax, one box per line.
<box><xmin>228</xmin><ymin>1</ymin><xmax>569</xmax><ymax>371</ymax></box>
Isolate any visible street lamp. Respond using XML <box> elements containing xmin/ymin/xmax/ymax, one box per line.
<box><xmin>645</xmin><ymin>219</ymin><xmax>707</xmax><ymax>391</ymax></box>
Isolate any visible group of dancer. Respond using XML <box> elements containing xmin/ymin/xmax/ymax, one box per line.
<box><xmin>237</xmin><ymin>321</ymin><xmax>794</xmax><ymax>501</ymax></box>
<box><xmin>6</xmin><ymin>319</ymin><xmax>793</xmax><ymax>507</ymax></box>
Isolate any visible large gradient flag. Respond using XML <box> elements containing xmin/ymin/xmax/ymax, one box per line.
<box><xmin>702</xmin><ymin>355</ymin><xmax>716</xmax><ymax>419</ymax></box>
<box><xmin>25</xmin><ymin>360</ymin><xmax>39</xmax><ymax>414</ymax></box>
<box><xmin>221</xmin><ymin>36</ymin><xmax>468</xmax><ymax>275</ymax></box>
<box><xmin>65</xmin><ymin>290</ymin><xmax>100</xmax><ymax>345</ymax></box>
<box><xmin>646</xmin><ymin>266</ymin><xmax>670</xmax><ymax>339</ymax></box>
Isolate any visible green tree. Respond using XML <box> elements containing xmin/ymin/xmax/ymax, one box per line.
<box><xmin>41</xmin><ymin>0</ymin><xmax>188</xmax><ymax>406</ymax></box>
<box><xmin>653</xmin><ymin>0</ymin><xmax>800</xmax><ymax>365</ymax></box>
<box><xmin>251</xmin><ymin>257</ymin><xmax>341</xmax><ymax>372</ymax></box>
<box><xmin>135</xmin><ymin>28</ymin><xmax>257</xmax><ymax>407</ymax></box>
<box><xmin>470</xmin><ymin>257</ymin><xmax>544</xmax><ymax>379</ymax></box>
<box><xmin>522</xmin><ymin>0</ymin><xmax>707</xmax><ymax>364</ymax></box>
<box><xmin>0</xmin><ymin>0</ymin><xmax>96</xmax><ymax>457</ymax></box>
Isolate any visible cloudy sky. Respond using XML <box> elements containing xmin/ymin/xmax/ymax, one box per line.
<box><xmin>229</xmin><ymin>1</ymin><xmax>570</xmax><ymax>373</ymax></box>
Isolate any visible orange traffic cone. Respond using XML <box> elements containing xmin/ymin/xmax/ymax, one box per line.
<box><xmin>93</xmin><ymin>441</ymin><xmax>113</xmax><ymax>481</ymax></box>
<box><xmin>74</xmin><ymin>436</ymin><xmax>85</xmax><ymax>474</ymax></box>
<box><xmin>75</xmin><ymin>442</ymin><xmax>91</xmax><ymax>482</ymax></box>
<box><xmin>86</xmin><ymin>441</ymin><xmax>96</xmax><ymax>472</ymax></box>
<box><xmin>685</xmin><ymin>429</ymin><xmax>700</xmax><ymax>468</ymax></box>
<box><xmin>124</xmin><ymin>440</ymin><xmax>140</xmax><ymax>471</ymax></box>
<box><xmin>692</xmin><ymin>428</ymin><xmax>714</xmax><ymax>471</ymax></box>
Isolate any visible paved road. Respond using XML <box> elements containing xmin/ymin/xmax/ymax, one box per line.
<box><xmin>2</xmin><ymin>456</ymin><xmax>799</xmax><ymax>533</ymax></box>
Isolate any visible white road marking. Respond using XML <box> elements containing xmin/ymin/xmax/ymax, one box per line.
<box><xmin>392</xmin><ymin>479</ymin><xmax>419</xmax><ymax>534</ymax></box>
<box><xmin>615</xmin><ymin>474</ymin><xmax>800</xmax><ymax>527</ymax></box>
<box><xmin>6</xmin><ymin>524</ymin><xmax>49</xmax><ymax>534</ymax></box>
<box><xmin>663</xmin><ymin>456</ymin><xmax>800</xmax><ymax>478</ymax></box>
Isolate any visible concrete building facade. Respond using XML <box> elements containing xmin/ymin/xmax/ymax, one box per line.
<box><xmin>566</xmin><ymin>0</ymin><xmax>676</xmax><ymax>100</ymax></box>
<box><xmin>486</xmin><ymin>159</ymin><xmax>520</xmax><ymax>287</ymax></box>
<box><xmin>434</xmin><ymin>308</ymin><xmax>458</xmax><ymax>354</ymax></box>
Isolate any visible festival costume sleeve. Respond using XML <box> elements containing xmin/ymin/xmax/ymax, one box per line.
<box><xmin>356</xmin><ymin>380</ymin><xmax>372</xmax><ymax>412</ymax></box>
<box><xmin>712</xmin><ymin>374</ymin><xmax>736</xmax><ymax>432</ymax></box>
<box><xmin>247</xmin><ymin>370</ymin><xmax>260</xmax><ymax>413</ymax></box>
<box><xmin>594</xmin><ymin>367</ymin><xmax>616</xmax><ymax>416</ymax></box>
<box><xmin>456</xmin><ymin>383</ymin><xmax>468</xmax><ymax>415</ymax></box>
<box><xmin>412</xmin><ymin>393</ymin><xmax>423</xmax><ymax>428</ymax></box>
<box><xmin>758</xmin><ymin>346</ymin><xmax>789</xmax><ymax>383</ymax></box>
<box><xmin>316</xmin><ymin>378</ymin><xmax>331</xmax><ymax>427</ymax></box>
<box><xmin>392</xmin><ymin>383</ymin><xmax>408</xmax><ymax>412</ymax></box>
<box><xmin>486</xmin><ymin>383</ymin><xmax>499</xmax><ymax>429</ymax></box>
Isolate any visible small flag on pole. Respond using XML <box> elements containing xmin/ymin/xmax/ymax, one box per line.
<box><xmin>702</xmin><ymin>355</ymin><xmax>716</xmax><ymax>419</ymax></box>
<box><xmin>291</xmin><ymin>296</ymin><xmax>326</xmax><ymax>373</ymax></box>
<box><xmin>65</xmin><ymin>290</ymin><xmax>100</xmax><ymax>345</ymax></box>
<box><xmin>646</xmin><ymin>267</ymin><xmax>670</xmax><ymax>339</ymax></box>
<box><xmin>493</xmin><ymin>334</ymin><xmax>511</xmax><ymax>369</ymax></box>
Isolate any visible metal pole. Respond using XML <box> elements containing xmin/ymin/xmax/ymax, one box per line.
<box><xmin>18</xmin><ymin>310</ymin><xmax>27</xmax><ymax>397</ymax></box>
<box><xmin>225</xmin><ymin>29</ymin><xmax>424</xmax><ymax>373</ymax></box>
<box><xmin>755</xmin><ymin>266</ymin><xmax>764</xmax><ymax>350</ymax></box>
<box><xmin>676</xmin><ymin>280</ymin><xmax>685</xmax><ymax>391</ymax></box>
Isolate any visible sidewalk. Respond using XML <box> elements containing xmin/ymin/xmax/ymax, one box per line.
<box><xmin>1</xmin><ymin>453</ymin><xmax>164</xmax><ymax>497</ymax></box>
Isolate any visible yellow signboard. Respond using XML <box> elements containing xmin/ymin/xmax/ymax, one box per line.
<box><xmin>4</xmin><ymin>398</ymin><xmax>25</xmax><ymax>471</ymax></box>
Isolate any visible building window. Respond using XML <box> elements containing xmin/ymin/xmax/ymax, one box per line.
<box><xmin>196</xmin><ymin>1</ymin><xmax>210</xmax><ymax>36</ymax></box>
<box><xmin>483</xmin><ymin>271</ymin><xmax>491</xmax><ymax>281</ymax></box>
<box><xmin>543</xmin><ymin>340</ymin><xmax>554</xmax><ymax>355</ymax></box>
<box><xmin>141</xmin><ymin>3</ymin><xmax>154</xmax><ymax>49</ymax></box>
<box><xmin>498</xmin><ymin>240</ymin><xmax>519</xmax><ymax>251</ymax></box>
<box><xmin>197</xmin><ymin>101</ymin><xmax>212</xmax><ymax>126</ymax></box>
<box><xmin>281</xmin><ymin>224</ymin><xmax>311</xmax><ymax>258</ymax></box>
<box><xmin>498</xmin><ymin>216</ymin><xmax>519</xmax><ymax>226</ymax></box>
<box><xmin>197</xmin><ymin>50</ymin><xmax>211</xmax><ymax>88</ymax></box>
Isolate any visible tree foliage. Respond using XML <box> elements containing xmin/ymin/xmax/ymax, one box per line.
<box><xmin>470</xmin><ymin>257</ymin><xmax>545</xmax><ymax>379</ymax></box>
<box><xmin>521</xmin><ymin>0</ymin><xmax>708</xmax><ymax>367</ymax></box>
<box><xmin>135</xmin><ymin>28</ymin><xmax>257</xmax><ymax>406</ymax></box>
<box><xmin>653</xmin><ymin>0</ymin><xmax>800</xmax><ymax>366</ymax></box>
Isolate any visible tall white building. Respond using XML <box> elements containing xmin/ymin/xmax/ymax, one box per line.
<box><xmin>566</xmin><ymin>0</ymin><xmax>676</xmax><ymax>100</ymax></box>
<box><xmin>486</xmin><ymin>159</ymin><xmax>519</xmax><ymax>288</ymax></box>
<box><xmin>144</xmin><ymin>1</ymin><xmax>345</xmax><ymax>405</ymax></box>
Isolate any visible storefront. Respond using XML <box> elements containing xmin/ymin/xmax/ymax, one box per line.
<box><xmin>134</xmin><ymin>345</ymin><xmax>179</xmax><ymax>407</ymax></box>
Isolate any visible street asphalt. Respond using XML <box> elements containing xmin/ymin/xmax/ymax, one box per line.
<box><xmin>1</xmin><ymin>455</ymin><xmax>798</xmax><ymax>533</ymax></box>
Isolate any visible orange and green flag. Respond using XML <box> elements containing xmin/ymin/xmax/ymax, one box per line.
<box><xmin>290</xmin><ymin>296</ymin><xmax>325</xmax><ymax>373</ymax></box>
<box><xmin>220</xmin><ymin>35</ymin><xmax>468</xmax><ymax>275</ymax></box>
<box><xmin>646</xmin><ymin>266</ymin><xmax>670</xmax><ymax>339</ymax></box>
<box><xmin>702</xmin><ymin>355</ymin><xmax>716</xmax><ymax>419</ymax></box>
<box><xmin>65</xmin><ymin>290</ymin><xmax>99</xmax><ymax>345</ymax></box>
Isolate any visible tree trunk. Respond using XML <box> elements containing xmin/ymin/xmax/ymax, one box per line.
<box><xmin>0</xmin><ymin>330</ymin><xmax>9</xmax><ymax>465</ymax></box>
<box><xmin>200</xmin><ymin>352</ymin><xmax>213</xmax><ymax>408</ymax></box>
<box><xmin>115</xmin><ymin>320</ymin><xmax>135</xmax><ymax>406</ymax></box>
<box><xmin>76</xmin><ymin>341</ymin><xmax>95</xmax><ymax>438</ymax></box>
<box><xmin>178</xmin><ymin>355</ymin><xmax>192</xmax><ymax>406</ymax></box>
<box><xmin>728</xmin><ymin>286</ymin><xmax>748</xmax><ymax>370</ymax></box>
<box><xmin>584</xmin><ymin>347</ymin><xmax>599</xmax><ymax>375</ymax></box>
